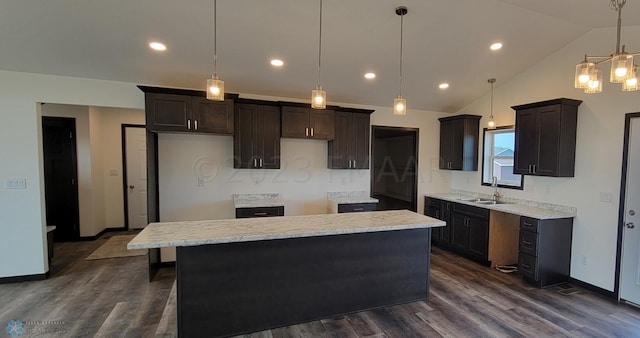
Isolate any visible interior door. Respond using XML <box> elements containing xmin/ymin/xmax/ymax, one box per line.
<box><xmin>125</xmin><ymin>126</ymin><xmax>148</xmax><ymax>229</ymax></box>
<box><xmin>620</xmin><ymin>116</ymin><xmax>640</xmax><ymax>306</ymax></box>
<box><xmin>42</xmin><ymin>117</ymin><xmax>80</xmax><ymax>241</ymax></box>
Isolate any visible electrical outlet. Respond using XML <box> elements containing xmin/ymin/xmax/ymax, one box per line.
<box><xmin>6</xmin><ymin>178</ymin><xmax>27</xmax><ymax>189</ymax></box>
<box><xmin>599</xmin><ymin>192</ymin><xmax>613</xmax><ymax>203</ymax></box>
<box><xmin>581</xmin><ymin>255</ymin><xmax>587</xmax><ymax>266</ymax></box>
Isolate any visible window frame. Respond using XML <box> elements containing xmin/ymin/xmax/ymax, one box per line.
<box><xmin>481</xmin><ymin>125</ymin><xmax>524</xmax><ymax>190</ymax></box>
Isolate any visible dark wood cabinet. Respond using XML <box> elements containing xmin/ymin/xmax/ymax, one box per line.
<box><xmin>234</xmin><ymin>101</ymin><xmax>281</xmax><ymax>169</ymax></box>
<box><xmin>142</xmin><ymin>89</ymin><xmax>235</xmax><ymax>134</ymax></box>
<box><xmin>438</xmin><ymin>115</ymin><xmax>481</xmax><ymax>171</ymax></box>
<box><xmin>281</xmin><ymin>105</ymin><xmax>335</xmax><ymax>140</ymax></box>
<box><xmin>518</xmin><ymin>216</ymin><xmax>573</xmax><ymax>288</ymax></box>
<box><xmin>424</xmin><ymin>197</ymin><xmax>451</xmax><ymax>248</ymax></box>
<box><xmin>337</xmin><ymin>203</ymin><xmax>377</xmax><ymax>213</ymax></box>
<box><xmin>512</xmin><ymin>98</ymin><xmax>581</xmax><ymax>177</ymax></box>
<box><xmin>235</xmin><ymin>206</ymin><xmax>284</xmax><ymax>218</ymax></box>
<box><xmin>328</xmin><ymin>110</ymin><xmax>373</xmax><ymax>169</ymax></box>
<box><xmin>450</xmin><ymin>203</ymin><xmax>490</xmax><ymax>265</ymax></box>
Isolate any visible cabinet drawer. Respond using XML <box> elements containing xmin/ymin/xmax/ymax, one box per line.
<box><xmin>520</xmin><ymin>217</ymin><xmax>539</xmax><ymax>233</ymax></box>
<box><xmin>425</xmin><ymin>197</ymin><xmax>441</xmax><ymax>208</ymax></box>
<box><xmin>452</xmin><ymin>203</ymin><xmax>489</xmax><ymax>220</ymax></box>
<box><xmin>519</xmin><ymin>230</ymin><xmax>539</xmax><ymax>256</ymax></box>
<box><xmin>235</xmin><ymin>206</ymin><xmax>284</xmax><ymax>218</ymax></box>
<box><xmin>338</xmin><ymin>203</ymin><xmax>377</xmax><ymax>213</ymax></box>
<box><xmin>519</xmin><ymin>253</ymin><xmax>539</xmax><ymax>280</ymax></box>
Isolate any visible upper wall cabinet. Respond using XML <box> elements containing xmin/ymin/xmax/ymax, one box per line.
<box><xmin>328</xmin><ymin>109</ymin><xmax>374</xmax><ymax>169</ymax></box>
<box><xmin>139</xmin><ymin>86</ymin><xmax>236</xmax><ymax>134</ymax></box>
<box><xmin>438</xmin><ymin>115</ymin><xmax>481</xmax><ymax>171</ymax></box>
<box><xmin>234</xmin><ymin>100</ymin><xmax>281</xmax><ymax>169</ymax></box>
<box><xmin>281</xmin><ymin>105</ymin><xmax>335</xmax><ymax>140</ymax></box>
<box><xmin>512</xmin><ymin>98</ymin><xmax>581</xmax><ymax>177</ymax></box>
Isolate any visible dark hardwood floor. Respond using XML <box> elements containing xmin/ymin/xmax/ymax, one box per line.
<box><xmin>1</xmin><ymin>233</ymin><xmax>639</xmax><ymax>337</ymax></box>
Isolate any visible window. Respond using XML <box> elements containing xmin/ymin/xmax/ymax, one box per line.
<box><xmin>482</xmin><ymin>126</ymin><xmax>523</xmax><ymax>189</ymax></box>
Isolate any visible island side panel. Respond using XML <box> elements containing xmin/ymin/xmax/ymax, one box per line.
<box><xmin>176</xmin><ymin>228</ymin><xmax>431</xmax><ymax>338</ymax></box>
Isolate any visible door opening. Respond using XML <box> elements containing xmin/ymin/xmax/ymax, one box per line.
<box><xmin>42</xmin><ymin>117</ymin><xmax>80</xmax><ymax>242</ymax></box>
<box><xmin>122</xmin><ymin>124</ymin><xmax>147</xmax><ymax>230</ymax></box>
<box><xmin>617</xmin><ymin>112</ymin><xmax>640</xmax><ymax>306</ymax></box>
<box><xmin>371</xmin><ymin>126</ymin><xmax>419</xmax><ymax>211</ymax></box>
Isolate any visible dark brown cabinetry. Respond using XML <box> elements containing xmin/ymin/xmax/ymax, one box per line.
<box><xmin>142</xmin><ymin>88</ymin><xmax>235</xmax><ymax>134</ymax></box>
<box><xmin>337</xmin><ymin>203</ymin><xmax>377</xmax><ymax>213</ymax></box>
<box><xmin>328</xmin><ymin>110</ymin><xmax>373</xmax><ymax>169</ymax></box>
<box><xmin>450</xmin><ymin>203</ymin><xmax>490</xmax><ymax>265</ymax></box>
<box><xmin>438</xmin><ymin>115</ymin><xmax>481</xmax><ymax>171</ymax></box>
<box><xmin>512</xmin><ymin>98</ymin><xmax>581</xmax><ymax>177</ymax></box>
<box><xmin>235</xmin><ymin>206</ymin><xmax>284</xmax><ymax>218</ymax></box>
<box><xmin>424</xmin><ymin>197</ymin><xmax>451</xmax><ymax>248</ymax></box>
<box><xmin>518</xmin><ymin>216</ymin><xmax>573</xmax><ymax>287</ymax></box>
<box><xmin>234</xmin><ymin>101</ymin><xmax>281</xmax><ymax>169</ymax></box>
<box><xmin>281</xmin><ymin>105</ymin><xmax>335</xmax><ymax>140</ymax></box>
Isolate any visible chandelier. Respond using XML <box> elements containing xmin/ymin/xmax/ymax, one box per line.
<box><xmin>574</xmin><ymin>0</ymin><xmax>639</xmax><ymax>93</ymax></box>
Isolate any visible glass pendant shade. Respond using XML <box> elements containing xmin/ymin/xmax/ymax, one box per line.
<box><xmin>393</xmin><ymin>96</ymin><xmax>406</xmax><ymax>115</ymax></box>
<box><xmin>207</xmin><ymin>77</ymin><xmax>225</xmax><ymax>101</ymax></box>
<box><xmin>311</xmin><ymin>86</ymin><xmax>326</xmax><ymax>109</ymax></box>
<box><xmin>585</xmin><ymin>67</ymin><xmax>603</xmax><ymax>93</ymax></box>
<box><xmin>610</xmin><ymin>53</ymin><xmax>634</xmax><ymax>83</ymax></box>
<box><xmin>487</xmin><ymin>117</ymin><xmax>496</xmax><ymax>129</ymax></box>
<box><xmin>623</xmin><ymin>65</ymin><xmax>639</xmax><ymax>91</ymax></box>
<box><xmin>575</xmin><ymin>61</ymin><xmax>594</xmax><ymax>88</ymax></box>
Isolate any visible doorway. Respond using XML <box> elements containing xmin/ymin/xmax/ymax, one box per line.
<box><xmin>371</xmin><ymin>126</ymin><xmax>419</xmax><ymax>211</ymax></box>
<box><xmin>122</xmin><ymin>125</ymin><xmax>148</xmax><ymax>230</ymax></box>
<box><xmin>42</xmin><ymin>117</ymin><xmax>80</xmax><ymax>241</ymax></box>
<box><xmin>618</xmin><ymin>112</ymin><xmax>640</xmax><ymax>306</ymax></box>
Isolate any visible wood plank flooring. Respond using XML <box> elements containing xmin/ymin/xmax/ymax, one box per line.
<box><xmin>1</xmin><ymin>233</ymin><xmax>639</xmax><ymax>337</ymax></box>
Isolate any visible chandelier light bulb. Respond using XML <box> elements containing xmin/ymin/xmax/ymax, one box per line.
<box><xmin>615</xmin><ymin>66</ymin><xmax>628</xmax><ymax>77</ymax></box>
<box><xmin>578</xmin><ymin>74</ymin><xmax>590</xmax><ymax>84</ymax></box>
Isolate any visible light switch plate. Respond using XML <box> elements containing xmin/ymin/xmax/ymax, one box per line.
<box><xmin>6</xmin><ymin>178</ymin><xmax>27</xmax><ymax>189</ymax></box>
<box><xmin>599</xmin><ymin>192</ymin><xmax>613</xmax><ymax>203</ymax></box>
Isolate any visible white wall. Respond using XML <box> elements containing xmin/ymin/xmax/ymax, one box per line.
<box><xmin>453</xmin><ymin>25</ymin><xmax>640</xmax><ymax>291</ymax></box>
<box><xmin>0</xmin><ymin>70</ymin><xmax>143</xmax><ymax>278</ymax></box>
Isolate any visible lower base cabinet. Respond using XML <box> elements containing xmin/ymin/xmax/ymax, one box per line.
<box><xmin>518</xmin><ymin>216</ymin><xmax>573</xmax><ymax>287</ymax></box>
<box><xmin>450</xmin><ymin>203</ymin><xmax>490</xmax><ymax>265</ymax></box>
<box><xmin>424</xmin><ymin>197</ymin><xmax>451</xmax><ymax>248</ymax></box>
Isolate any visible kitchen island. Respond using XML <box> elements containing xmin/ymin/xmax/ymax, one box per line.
<box><xmin>128</xmin><ymin>210</ymin><xmax>444</xmax><ymax>338</ymax></box>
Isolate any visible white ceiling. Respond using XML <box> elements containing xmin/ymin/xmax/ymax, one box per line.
<box><xmin>1</xmin><ymin>0</ymin><xmax>639</xmax><ymax>112</ymax></box>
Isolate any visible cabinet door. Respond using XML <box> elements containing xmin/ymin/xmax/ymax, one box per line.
<box><xmin>191</xmin><ymin>97</ymin><xmax>234</xmax><ymax>134</ymax></box>
<box><xmin>439</xmin><ymin>120</ymin><xmax>454</xmax><ymax>169</ymax></box>
<box><xmin>256</xmin><ymin>105</ymin><xmax>281</xmax><ymax>169</ymax></box>
<box><xmin>467</xmin><ymin>217</ymin><xmax>489</xmax><ymax>260</ymax></box>
<box><xmin>281</xmin><ymin>106</ymin><xmax>310</xmax><ymax>139</ymax></box>
<box><xmin>441</xmin><ymin>201</ymin><xmax>452</xmax><ymax>246</ymax></box>
<box><xmin>448</xmin><ymin>120</ymin><xmax>465</xmax><ymax>170</ymax></box>
<box><xmin>451</xmin><ymin>213</ymin><xmax>469</xmax><ymax>253</ymax></box>
<box><xmin>310</xmin><ymin>109</ymin><xmax>335</xmax><ymax>140</ymax></box>
<box><xmin>145</xmin><ymin>93</ymin><xmax>192</xmax><ymax>132</ymax></box>
<box><xmin>536</xmin><ymin>105</ymin><xmax>562</xmax><ymax>176</ymax></box>
<box><xmin>514</xmin><ymin>107</ymin><xmax>539</xmax><ymax>175</ymax></box>
<box><xmin>328</xmin><ymin>111</ymin><xmax>352</xmax><ymax>169</ymax></box>
<box><xmin>424</xmin><ymin>199</ymin><xmax>442</xmax><ymax>243</ymax></box>
<box><xmin>234</xmin><ymin>104</ymin><xmax>257</xmax><ymax>168</ymax></box>
<box><xmin>351</xmin><ymin>113</ymin><xmax>370</xmax><ymax>169</ymax></box>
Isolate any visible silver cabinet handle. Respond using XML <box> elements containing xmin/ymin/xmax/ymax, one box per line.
<box><xmin>352</xmin><ymin>160</ymin><xmax>356</xmax><ymax>169</ymax></box>
<box><xmin>353</xmin><ymin>208</ymin><xmax>364</xmax><ymax>211</ymax></box>
<box><xmin>254</xmin><ymin>212</ymin><xmax>268</xmax><ymax>216</ymax></box>
<box><xmin>311</xmin><ymin>128</ymin><xmax>314</xmax><ymax>137</ymax></box>
<box><xmin>195</xmin><ymin>120</ymin><xmax>198</xmax><ymax>130</ymax></box>
<box><xmin>260</xmin><ymin>158</ymin><xmax>263</xmax><ymax>168</ymax></box>
<box><xmin>305</xmin><ymin>127</ymin><xmax>309</xmax><ymax>136</ymax></box>
<box><xmin>253</xmin><ymin>158</ymin><xmax>257</xmax><ymax>168</ymax></box>
<box><xmin>533</xmin><ymin>164</ymin><xmax>536</xmax><ymax>173</ymax></box>
<box><xmin>187</xmin><ymin>119</ymin><xmax>191</xmax><ymax>130</ymax></box>
<box><xmin>521</xmin><ymin>264</ymin><xmax>531</xmax><ymax>270</ymax></box>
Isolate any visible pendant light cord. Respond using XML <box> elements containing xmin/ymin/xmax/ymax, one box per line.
<box><xmin>399</xmin><ymin>11</ymin><xmax>404</xmax><ymax>96</ymax></box>
<box><xmin>490</xmin><ymin>80</ymin><xmax>494</xmax><ymax>118</ymax></box>
<box><xmin>213</xmin><ymin>0</ymin><xmax>217</xmax><ymax>77</ymax></box>
<box><xmin>317</xmin><ymin>0</ymin><xmax>323</xmax><ymax>88</ymax></box>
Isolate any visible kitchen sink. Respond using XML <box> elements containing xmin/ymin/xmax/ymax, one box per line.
<box><xmin>474</xmin><ymin>200</ymin><xmax>509</xmax><ymax>205</ymax></box>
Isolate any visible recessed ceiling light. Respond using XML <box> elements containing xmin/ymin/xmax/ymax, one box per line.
<box><xmin>149</xmin><ymin>42</ymin><xmax>167</xmax><ymax>51</ymax></box>
<box><xmin>439</xmin><ymin>83</ymin><xmax>449</xmax><ymax>89</ymax></box>
<box><xmin>270</xmin><ymin>59</ymin><xmax>284</xmax><ymax>67</ymax></box>
<box><xmin>364</xmin><ymin>72</ymin><xmax>376</xmax><ymax>79</ymax></box>
<box><xmin>490</xmin><ymin>42</ymin><xmax>503</xmax><ymax>51</ymax></box>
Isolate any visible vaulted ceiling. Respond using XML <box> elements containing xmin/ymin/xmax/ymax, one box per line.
<box><xmin>1</xmin><ymin>0</ymin><xmax>639</xmax><ymax>112</ymax></box>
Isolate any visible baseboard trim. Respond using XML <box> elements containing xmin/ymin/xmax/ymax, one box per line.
<box><xmin>79</xmin><ymin>227</ymin><xmax>127</xmax><ymax>241</ymax></box>
<box><xmin>0</xmin><ymin>271</ymin><xmax>49</xmax><ymax>284</ymax></box>
<box><xmin>569</xmin><ymin>277</ymin><xmax>616</xmax><ymax>299</ymax></box>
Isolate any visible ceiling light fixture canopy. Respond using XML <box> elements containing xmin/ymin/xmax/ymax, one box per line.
<box><xmin>487</xmin><ymin>78</ymin><xmax>496</xmax><ymax>129</ymax></box>
<box><xmin>393</xmin><ymin>6</ymin><xmax>408</xmax><ymax>116</ymax></box>
<box><xmin>574</xmin><ymin>0</ymin><xmax>639</xmax><ymax>93</ymax></box>
<box><xmin>311</xmin><ymin>0</ymin><xmax>326</xmax><ymax>109</ymax></box>
<box><xmin>207</xmin><ymin>0</ymin><xmax>224</xmax><ymax>101</ymax></box>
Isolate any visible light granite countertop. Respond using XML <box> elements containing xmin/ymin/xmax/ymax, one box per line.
<box><xmin>426</xmin><ymin>192</ymin><xmax>576</xmax><ymax>219</ymax></box>
<box><xmin>327</xmin><ymin>191</ymin><xmax>379</xmax><ymax>214</ymax></box>
<box><xmin>233</xmin><ymin>193</ymin><xmax>284</xmax><ymax>208</ymax></box>
<box><xmin>127</xmin><ymin>210</ymin><xmax>444</xmax><ymax>249</ymax></box>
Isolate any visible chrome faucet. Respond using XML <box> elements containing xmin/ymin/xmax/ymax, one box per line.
<box><xmin>492</xmin><ymin>176</ymin><xmax>501</xmax><ymax>202</ymax></box>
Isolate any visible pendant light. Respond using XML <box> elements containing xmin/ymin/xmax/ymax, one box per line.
<box><xmin>487</xmin><ymin>78</ymin><xmax>496</xmax><ymax>129</ymax></box>
<box><xmin>311</xmin><ymin>0</ymin><xmax>326</xmax><ymax>109</ymax></box>
<box><xmin>207</xmin><ymin>0</ymin><xmax>224</xmax><ymax>101</ymax></box>
<box><xmin>574</xmin><ymin>0</ymin><xmax>639</xmax><ymax>93</ymax></box>
<box><xmin>393</xmin><ymin>6</ymin><xmax>408</xmax><ymax>116</ymax></box>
